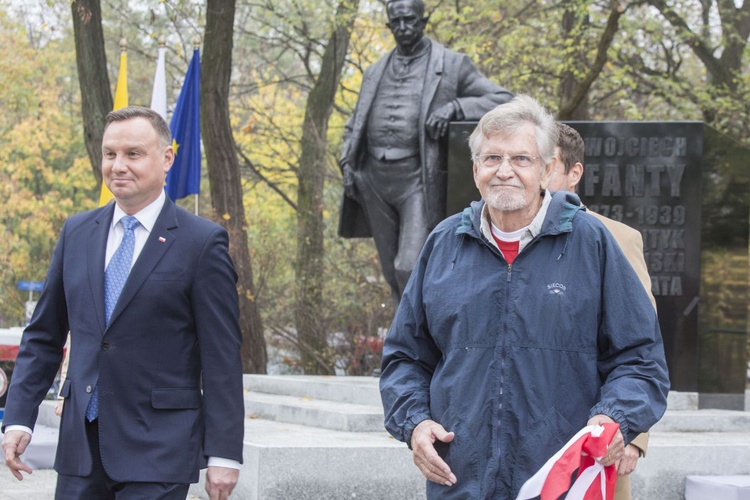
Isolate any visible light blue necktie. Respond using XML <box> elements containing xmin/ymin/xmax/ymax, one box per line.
<box><xmin>86</xmin><ymin>215</ymin><xmax>140</xmax><ymax>422</ymax></box>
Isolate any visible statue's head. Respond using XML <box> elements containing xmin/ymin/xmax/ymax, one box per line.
<box><xmin>386</xmin><ymin>0</ymin><xmax>429</xmax><ymax>54</ymax></box>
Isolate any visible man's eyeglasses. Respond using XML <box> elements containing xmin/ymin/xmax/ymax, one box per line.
<box><xmin>473</xmin><ymin>153</ymin><xmax>540</xmax><ymax>170</ymax></box>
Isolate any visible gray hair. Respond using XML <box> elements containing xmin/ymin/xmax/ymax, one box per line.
<box><xmin>104</xmin><ymin>106</ymin><xmax>172</xmax><ymax>148</ymax></box>
<box><xmin>468</xmin><ymin>95</ymin><xmax>558</xmax><ymax>166</ymax></box>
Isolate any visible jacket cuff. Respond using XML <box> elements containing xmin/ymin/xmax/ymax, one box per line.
<box><xmin>629</xmin><ymin>433</ymin><xmax>649</xmax><ymax>457</ymax></box>
<box><xmin>3</xmin><ymin>425</ymin><xmax>33</xmax><ymax>436</ymax></box>
<box><xmin>207</xmin><ymin>457</ymin><xmax>241</xmax><ymax>469</ymax></box>
<box><xmin>403</xmin><ymin>413</ymin><xmax>431</xmax><ymax>450</ymax></box>
<box><xmin>589</xmin><ymin>403</ymin><xmax>630</xmax><ymax>441</ymax></box>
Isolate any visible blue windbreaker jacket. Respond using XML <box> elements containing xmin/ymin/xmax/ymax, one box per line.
<box><xmin>380</xmin><ymin>191</ymin><xmax>670</xmax><ymax>499</ymax></box>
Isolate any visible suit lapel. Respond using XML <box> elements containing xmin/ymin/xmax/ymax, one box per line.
<box><xmin>90</xmin><ymin>205</ymin><xmax>114</xmax><ymax>335</ymax></box>
<box><xmin>106</xmin><ymin>198</ymin><xmax>178</xmax><ymax>331</ymax></box>
<box><xmin>420</xmin><ymin>40</ymin><xmax>445</xmax><ymax>128</ymax></box>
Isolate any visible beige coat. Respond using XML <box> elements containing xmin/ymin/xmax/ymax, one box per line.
<box><xmin>591</xmin><ymin>211</ymin><xmax>653</xmax><ymax>500</ymax></box>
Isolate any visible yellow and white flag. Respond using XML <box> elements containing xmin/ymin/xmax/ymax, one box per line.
<box><xmin>99</xmin><ymin>49</ymin><xmax>128</xmax><ymax>206</ymax></box>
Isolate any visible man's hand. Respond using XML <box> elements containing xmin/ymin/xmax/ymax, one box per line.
<box><xmin>425</xmin><ymin>102</ymin><xmax>457</xmax><ymax>139</ymax></box>
<box><xmin>2</xmin><ymin>430</ymin><xmax>32</xmax><ymax>480</ymax></box>
<box><xmin>586</xmin><ymin>414</ymin><xmax>624</xmax><ymax>467</ymax></box>
<box><xmin>616</xmin><ymin>443</ymin><xmax>640</xmax><ymax>476</ymax></box>
<box><xmin>341</xmin><ymin>161</ymin><xmax>358</xmax><ymax>199</ymax></box>
<box><xmin>54</xmin><ymin>400</ymin><xmax>64</xmax><ymax>417</ymax></box>
<box><xmin>410</xmin><ymin>419</ymin><xmax>457</xmax><ymax>487</ymax></box>
<box><xmin>205</xmin><ymin>466</ymin><xmax>239</xmax><ymax>500</ymax></box>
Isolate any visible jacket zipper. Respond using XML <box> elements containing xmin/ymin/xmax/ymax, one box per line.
<box><xmin>493</xmin><ymin>261</ymin><xmax>512</xmax><ymax>497</ymax></box>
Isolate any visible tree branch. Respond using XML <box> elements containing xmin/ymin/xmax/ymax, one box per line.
<box><xmin>236</xmin><ymin>145</ymin><xmax>298</xmax><ymax>211</ymax></box>
<box><xmin>559</xmin><ymin>2</ymin><xmax>623</xmax><ymax>118</ymax></box>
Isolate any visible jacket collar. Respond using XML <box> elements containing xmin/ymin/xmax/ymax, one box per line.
<box><xmin>458</xmin><ymin>190</ymin><xmax>583</xmax><ymax>242</ymax></box>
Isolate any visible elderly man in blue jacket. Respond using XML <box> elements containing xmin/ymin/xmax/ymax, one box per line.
<box><xmin>379</xmin><ymin>95</ymin><xmax>670</xmax><ymax>499</ymax></box>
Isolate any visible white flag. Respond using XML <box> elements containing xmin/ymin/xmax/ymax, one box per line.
<box><xmin>150</xmin><ymin>46</ymin><xmax>167</xmax><ymax>120</ymax></box>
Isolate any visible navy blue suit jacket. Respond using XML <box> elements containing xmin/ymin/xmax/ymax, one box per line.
<box><xmin>2</xmin><ymin>197</ymin><xmax>245</xmax><ymax>483</ymax></box>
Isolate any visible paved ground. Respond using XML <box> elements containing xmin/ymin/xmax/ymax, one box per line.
<box><xmin>1</xmin><ymin>388</ymin><xmax>747</xmax><ymax>498</ymax></box>
<box><xmin>0</xmin><ymin>423</ymin><xmax>211</xmax><ymax>499</ymax></box>
<box><xmin>0</xmin><ymin>469</ymin><xmax>211</xmax><ymax>499</ymax></box>
<box><xmin>0</xmin><ymin>468</ymin><xmax>56</xmax><ymax>500</ymax></box>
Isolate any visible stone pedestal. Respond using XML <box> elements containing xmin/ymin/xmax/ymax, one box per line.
<box><xmin>685</xmin><ymin>475</ymin><xmax>750</xmax><ymax>500</ymax></box>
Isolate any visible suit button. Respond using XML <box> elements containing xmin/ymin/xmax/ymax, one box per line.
<box><xmin>102</xmin><ymin>342</ymin><xmax>109</xmax><ymax>351</ymax></box>
<box><xmin>86</xmin><ymin>385</ymin><xmax>93</xmax><ymax>393</ymax></box>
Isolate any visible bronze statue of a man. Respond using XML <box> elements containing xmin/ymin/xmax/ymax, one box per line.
<box><xmin>339</xmin><ymin>0</ymin><xmax>513</xmax><ymax>304</ymax></box>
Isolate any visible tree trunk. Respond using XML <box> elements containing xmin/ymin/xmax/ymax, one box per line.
<box><xmin>203</xmin><ymin>0</ymin><xmax>267</xmax><ymax>373</ymax></box>
<box><xmin>71</xmin><ymin>0</ymin><xmax>112</xmax><ymax>184</ymax></box>
<box><xmin>558</xmin><ymin>0</ymin><xmax>623</xmax><ymax>120</ymax></box>
<box><xmin>295</xmin><ymin>0</ymin><xmax>360</xmax><ymax>374</ymax></box>
<box><xmin>558</xmin><ymin>0</ymin><xmax>590</xmax><ymax>120</ymax></box>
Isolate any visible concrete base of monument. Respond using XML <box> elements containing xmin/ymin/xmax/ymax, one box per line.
<box><xmin>187</xmin><ymin>375</ymin><xmax>425</xmax><ymax>500</ymax></box>
<box><xmin>632</xmin><ymin>432</ymin><xmax>750</xmax><ymax>499</ymax></box>
<box><xmin>188</xmin><ymin>419</ymin><xmax>424</xmax><ymax>500</ymax></box>
<box><xmin>184</xmin><ymin>378</ymin><xmax>750</xmax><ymax>500</ymax></box>
<box><xmin>699</xmin><ymin>392</ymin><xmax>747</xmax><ymax>411</ymax></box>
<box><xmin>12</xmin><ymin>381</ymin><xmax>750</xmax><ymax>499</ymax></box>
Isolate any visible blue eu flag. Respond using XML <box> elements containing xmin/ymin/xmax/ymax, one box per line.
<box><xmin>166</xmin><ymin>49</ymin><xmax>201</xmax><ymax>200</ymax></box>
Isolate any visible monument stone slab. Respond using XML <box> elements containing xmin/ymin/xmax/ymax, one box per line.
<box><xmin>447</xmin><ymin>121</ymin><xmax>749</xmax><ymax>407</ymax></box>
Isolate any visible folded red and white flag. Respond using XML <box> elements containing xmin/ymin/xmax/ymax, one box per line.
<box><xmin>516</xmin><ymin>423</ymin><xmax>619</xmax><ymax>500</ymax></box>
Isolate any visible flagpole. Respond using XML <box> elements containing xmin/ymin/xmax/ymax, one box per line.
<box><xmin>194</xmin><ymin>35</ymin><xmax>200</xmax><ymax>218</ymax></box>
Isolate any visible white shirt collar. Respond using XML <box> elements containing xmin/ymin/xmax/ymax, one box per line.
<box><xmin>480</xmin><ymin>190</ymin><xmax>552</xmax><ymax>254</ymax></box>
<box><xmin>111</xmin><ymin>190</ymin><xmax>166</xmax><ymax>234</ymax></box>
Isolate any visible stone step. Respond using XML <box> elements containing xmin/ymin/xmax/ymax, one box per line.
<box><xmin>186</xmin><ymin>421</ymin><xmax>750</xmax><ymax>500</ymax></box>
<box><xmin>685</xmin><ymin>475</ymin><xmax>750</xmax><ymax>499</ymax></box>
<box><xmin>244</xmin><ymin>390</ymin><xmax>385</xmax><ymax>432</ymax></box>
<box><xmin>632</xmin><ymin>431</ymin><xmax>750</xmax><ymax>499</ymax></box>
<box><xmin>654</xmin><ymin>409</ymin><xmax>750</xmax><ymax>433</ymax></box>
<box><xmin>188</xmin><ymin>418</ymin><xmax>424</xmax><ymax>500</ymax></box>
<box><xmin>18</xmin><ymin>384</ymin><xmax>750</xmax><ymax>500</ymax></box>
<box><xmin>243</xmin><ymin>374</ymin><xmax>382</xmax><ymax>406</ymax></box>
<box><xmin>12</xmin><ymin>419</ymin><xmax>750</xmax><ymax>500</ymax></box>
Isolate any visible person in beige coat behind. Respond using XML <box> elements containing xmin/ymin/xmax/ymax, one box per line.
<box><xmin>546</xmin><ymin>122</ymin><xmax>654</xmax><ymax>500</ymax></box>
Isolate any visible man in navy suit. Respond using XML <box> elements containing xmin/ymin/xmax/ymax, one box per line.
<box><xmin>1</xmin><ymin>106</ymin><xmax>245</xmax><ymax>499</ymax></box>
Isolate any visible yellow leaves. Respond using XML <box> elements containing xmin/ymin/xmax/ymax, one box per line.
<box><xmin>222</xmin><ymin>213</ymin><xmax>232</xmax><ymax>220</ymax></box>
<box><xmin>242</xmin><ymin>114</ymin><xmax>258</xmax><ymax>134</ymax></box>
<box><xmin>0</xmin><ymin>12</ymin><xmax>92</xmax><ymax>322</ymax></box>
<box><xmin>234</xmin><ymin>82</ymin><xmax>303</xmax><ymax>192</ymax></box>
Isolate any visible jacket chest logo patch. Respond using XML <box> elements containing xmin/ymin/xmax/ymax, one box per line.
<box><xmin>547</xmin><ymin>283</ymin><xmax>566</xmax><ymax>296</ymax></box>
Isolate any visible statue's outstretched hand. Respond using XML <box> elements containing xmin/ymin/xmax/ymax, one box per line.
<box><xmin>426</xmin><ymin>102</ymin><xmax>457</xmax><ymax>139</ymax></box>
